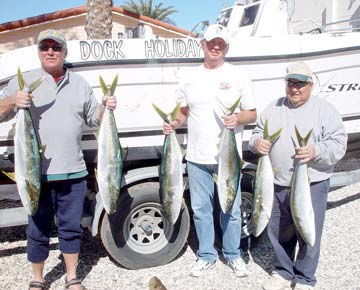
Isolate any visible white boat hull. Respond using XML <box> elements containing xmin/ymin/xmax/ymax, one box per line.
<box><xmin>1</xmin><ymin>33</ymin><xmax>360</xmax><ymax>169</ymax></box>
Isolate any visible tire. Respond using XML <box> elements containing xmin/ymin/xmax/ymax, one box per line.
<box><xmin>100</xmin><ymin>181</ymin><xmax>190</xmax><ymax>269</ymax></box>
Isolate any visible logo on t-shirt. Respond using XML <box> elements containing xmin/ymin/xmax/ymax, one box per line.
<box><xmin>219</xmin><ymin>82</ymin><xmax>232</xmax><ymax>90</ymax></box>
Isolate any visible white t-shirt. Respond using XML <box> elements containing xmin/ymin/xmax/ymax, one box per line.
<box><xmin>177</xmin><ymin>62</ymin><xmax>256</xmax><ymax>164</ymax></box>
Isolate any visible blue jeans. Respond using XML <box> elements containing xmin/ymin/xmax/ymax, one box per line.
<box><xmin>187</xmin><ymin>161</ymin><xmax>242</xmax><ymax>262</ymax></box>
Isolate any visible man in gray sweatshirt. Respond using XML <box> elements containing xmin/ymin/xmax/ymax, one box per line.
<box><xmin>0</xmin><ymin>29</ymin><xmax>116</xmax><ymax>290</ymax></box>
<box><xmin>249</xmin><ymin>62</ymin><xmax>347</xmax><ymax>290</ymax></box>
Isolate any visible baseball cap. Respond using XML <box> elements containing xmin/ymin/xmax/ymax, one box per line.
<box><xmin>37</xmin><ymin>29</ymin><xmax>67</xmax><ymax>47</ymax></box>
<box><xmin>285</xmin><ymin>61</ymin><xmax>313</xmax><ymax>82</ymax></box>
<box><xmin>203</xmin><ymin>24</ymin><xmax>230</xmax><ymax>44</ymax></box>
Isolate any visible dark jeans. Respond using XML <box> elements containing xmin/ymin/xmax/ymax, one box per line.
<box><xmin>267</xmin><ymin>179</ymin><xmax>330</xmax><ymax>287</ymax></box>
<box><xmin>26</xmin><ymin>177</ymin><xmax>87</xmax><ymax>263</ymax></box>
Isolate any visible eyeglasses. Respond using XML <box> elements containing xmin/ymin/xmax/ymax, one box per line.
<box><xmin>39</xmin><ymin>44</ymin><xmax>63</xmax><ymax>52</ymax></box>
<box><xmin>286</xmin><ymin>80</ymin><xmax>309</xmax><ymax>88</ymax></box>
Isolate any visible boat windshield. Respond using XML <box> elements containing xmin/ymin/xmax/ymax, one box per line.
<box><xmin>216</xmin><ymin>1</ymin><xmax>260</xmax><ymax>28</ymax></box>
<box><xmin>216</xmin><ymin>7</ymin><xmax>233</xmax><ymax>27</ymax></box>
<box><xmin>240</xmin><ymin>3</ymin><xmax>260</xmax><ymax>26</ymax></box>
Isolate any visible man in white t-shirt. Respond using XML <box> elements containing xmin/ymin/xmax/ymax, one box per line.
<box><xmin>163</xmin><ymin>24</ymin><xmax>257</xmax><ymax>277</ymax></box>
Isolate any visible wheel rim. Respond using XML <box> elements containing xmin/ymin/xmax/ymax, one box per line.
<box><xmin>241</xmin><ymin>191</ymin><xmax>253</xmax><ymax>237</ymax></box>
<box><xmin>122</xmin><ymin>202</ymin><xmax>172</xmax><ymax>254</ymax></box>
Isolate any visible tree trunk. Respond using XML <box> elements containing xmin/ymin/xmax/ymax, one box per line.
<box><xmin>85</xmin><ymin>0</ymin><xmax>113</xmax><ymax>39</ymax></box>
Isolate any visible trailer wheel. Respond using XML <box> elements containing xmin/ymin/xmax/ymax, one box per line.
<box><xmin>100</xmin><ymin>181</ymin><xmax>190</xmax><ymax>269</ymax></box>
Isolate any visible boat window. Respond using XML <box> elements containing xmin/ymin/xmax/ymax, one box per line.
<box><xmin>216</xmin><ymin>8</ymin><xmax>232</xmax><ymax>27</ymax></box>
<box><xmin>239</xmin><ymin>4</ymin><xmax>260</xmax><ymax>27</ymax></box>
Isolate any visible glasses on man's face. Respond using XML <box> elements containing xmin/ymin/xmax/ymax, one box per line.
<box><xmin>286</xmin><ymin>80</ymin><xmax>308</xmax><ymax>88</ymax></box>
<box><xmin>39</xmin><ymin>44</ymin><xmax>63</xmax><ymax>52</ymax></box>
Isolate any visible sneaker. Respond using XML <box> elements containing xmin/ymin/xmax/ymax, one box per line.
<box><xmin>293</xmin><ymin>283</ymin><xmax>314</xmax><ymax>290</ymax></box>
<box><xmin>262</xmin><ymin>272</ymin><xmax>294</xmax><ymax>290</ymax></box>
<box><xmin>227</xmin><ymin>257</ymin><xmax>249</xmax><ymax>277</ymax></box>
<box><xmin>190</xmin><ymin>259</ymin><xmax>216</xmax><ymax>277</ymax></box>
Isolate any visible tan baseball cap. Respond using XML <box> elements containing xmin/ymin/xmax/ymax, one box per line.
<box><xmin>285</xmin><ymin>61</ymin><xmax>313</xmax><ymax>82</ymax></box>
<box><xmin>37</xmin><ymin>29</ymin><xmax>67</xmax><ymax>47</ymax></box>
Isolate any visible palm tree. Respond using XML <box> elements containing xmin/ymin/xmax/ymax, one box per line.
<box><xmin>121</xmin><ymin>0</ymin><xmax>177</xmax><ymax>25</ymax></box>
<box><xmin>85</xmin><ymin>0</ymin><xmax>114</xmax><ymax>39</ymax></box>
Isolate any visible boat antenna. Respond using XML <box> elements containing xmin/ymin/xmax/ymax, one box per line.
<box><xmin>221</xmin><ymin>0</ymin><xmax>228</xmax><ymax>10</ymax></box>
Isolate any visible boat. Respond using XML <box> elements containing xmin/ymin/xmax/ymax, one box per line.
<box><xmin>0</xmin><ymin>0</ymin><xmax>360</xmax><ymax>269</ymax></box>
<box><xmin>1</xmin><ymin>0</ymin><xmax>360</xmax><ymax>165</ymax></box>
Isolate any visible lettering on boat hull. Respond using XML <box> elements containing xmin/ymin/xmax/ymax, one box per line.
<box><xmin>79</xmin><ymin>39</ymin><xmax>202</xmax><ymax>61</ymax></box>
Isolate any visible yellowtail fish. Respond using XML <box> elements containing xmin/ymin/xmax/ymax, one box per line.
<box><xmin>215</xmin><ymin>97</ymin><xmax>243</xmax><ymax>214</ymax></box>
<box><xmin>152</xmin><ymin>102</ymin><xmax>184</xmax><ymax>224</ymax></box>
<box><xmin>290</xmin><ymin>126</ymin><xmax>316</xmax><ymax>246</ymax></box>
<box><xmin>12</xmin><ymin>67</ymin><xmax>44</xmax><ymax>215</ymax></box>
<box><xmin>252</xmin><ymin>119</ymin><xmax>282</xmax><ymax>237</ymax></box>
<box><xmin>97</xmin><ymin>74</ymin><xmax>123</xmax><ymax>214</ymax></box>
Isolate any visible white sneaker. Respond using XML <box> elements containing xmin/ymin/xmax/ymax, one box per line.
<box><xmin>262</xmin><ymin>272</ymin><xmax>294</xmax><ymax>290</ymax></box>
<box><xmin>190</xmin><ymin>259</ymin><xmax>216</xmax><ymax>277</ymax></box>
<box><xmin>227</xmin><ymin>257</ymin><xmax>249</xmax><ymax>277</ymax></box>
<box><xmin>293</xmin><ymin>283</ymin><xmax>314</xmax><ymax>290</ymax></box>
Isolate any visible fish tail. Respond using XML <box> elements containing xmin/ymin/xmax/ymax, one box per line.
<box><xmin>99</xmin><ymin>75</ymin><xmax>109</xmax><ymax>95</ymax></box>
<box><xmin>152</xmin><ymin>103</ymin><xmax>170</xmax><ymax>123</ymax></box>
<box><xmin>264</xmin><ymin>119</ymin><xmax>282</xmax><ymax>143</ymax></box>
<box><xmin>17</xmin><ymin>67</ymin><xmax>25</xmax><ymax>90</ymax></box>
<box><xmin>2</xmin><ymin>171</ymin><xmax>16</xmax><ymax>182</ymax></box>
<box><xmin>217</xmin><ymin>96</ymin><xmax>241</xmax><ymax>115</ymax></box>
<box><xmin>169</xmin><ymin>102</ymin><xmax>181</xmax><ymax>122</ymax></box>
<box><xmin>295</xmin><ymin>126</ymin><xmax>313</xmax><ymax>146</ymax></box>
<box><xmin>28</xmin><ymin>76</ymin><xmax>45</xmax><ymax>93</ymax></box>
<box><xmin>269</xmin><ymin>127</ymin><xmax>282</xmax><ymax>143</ymax></box>
<box><xmin>109</xmin><ymin>74</ymin><xmax>118</xmax><ymax>96</ymax></box>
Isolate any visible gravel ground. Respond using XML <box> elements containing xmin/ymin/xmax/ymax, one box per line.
<box><xmin>0</xmin><ymin>181</ymin><xmax>360</xmax><ymax>290</ymax></box>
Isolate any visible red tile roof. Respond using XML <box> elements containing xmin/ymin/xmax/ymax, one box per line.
<box><xmin>0</xmin><ymin>5</ymin><xmax>192</xmax><ymax>36</ymax></box>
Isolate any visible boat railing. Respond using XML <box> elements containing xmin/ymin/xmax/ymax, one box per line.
<box><xmin>291</xmin><ymin>17</ymin><xmax>360</xmax><ymax>34</ymax></box>
<box><xmin>323</xmin><ymin>18</ymin><xmax>360</xmax><ymax>33</ymax></box>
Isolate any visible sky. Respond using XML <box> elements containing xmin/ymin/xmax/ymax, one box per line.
<box><xmin>0</xmin><ymin>0</ymin><xmax>227</xmax><ymax>31</ymax></box>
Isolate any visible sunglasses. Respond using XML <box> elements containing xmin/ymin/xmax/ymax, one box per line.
<box><xmin>286</xmin><ymin>80</ymin><xmax>309</xmax><ymax>88</ymax></box>
<box><xmin>39</xmin><ymin>44</ymin><xmax>63</xmax><ymax>52</ymax></box>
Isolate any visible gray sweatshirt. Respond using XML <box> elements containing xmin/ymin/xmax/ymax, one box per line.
<box><xmin>0</xmin><ymin>68</ymin><xmax>101</xmax><ymax>176</ymax></box>
<box><xmin>249</xmin><ymin>95</ymin><xmax>347</xmax><ymax>186</ymax></box>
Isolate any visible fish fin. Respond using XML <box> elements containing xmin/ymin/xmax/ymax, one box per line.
<box><xmin>99</xmin><ymin>75</ymin><xmax>109</xmax><ymax>95</ymax></box>
<box><xmin>269</xmin><ymin>127</ymin><xmax>282</xmax><ymax>144</ymax></box>
<box><xmin>152</xmin><ymin>103</ymin><xmax>170</xmax><ymax>123</ymax></box>
<box><xmin>169</xmin><ymin>102</ymin><xmax>181</xmax><ymax>122</ymax></box>
<box><xmin>28</xmin><ymin>76</ymin><xmax>45</xmax><ymax>93</ymax></box>
<box><xmin>17</xmin><ymin>67</ymin><xmax>25</xmax><ymax>90</ymax></box>
<box><xmin>263</xmin><ymin>119</ymin><xmax>269</xmax><ymax>139</ymax></box>
<box><xmin>213</xmin><ymin>173</ymin><xmax>218</xmax><ymax>184</ymax></box>
<box><xmin>39</xmin><ymin>144</ymin><xmax>46</xmax><ymax>155</ymax></box>
<box><xmin>180</xmin><ymin>145</ymin><xmax>186</xmax><ymax>157</ymax></box>
<box><xmin>109</xmin><ymin>74</ymin><xmax>118</xmax><ymax>96</ymax></box>
<box><xmin>2</xmin><ymin>171</ymin><xmax>16</xmax><ymax>182</ymax></box>
<box><xmin>272</xmin><ymin>166</ymin><xmax>278</xmax><ymax>175</ymax></box>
